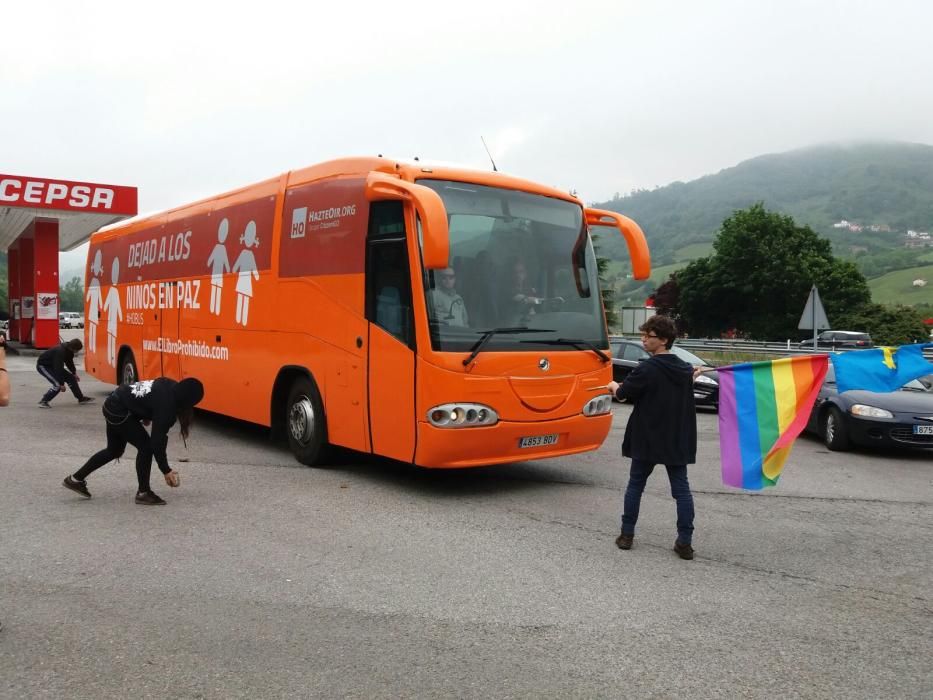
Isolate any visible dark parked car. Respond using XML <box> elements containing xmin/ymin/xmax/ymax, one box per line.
<box><xmin>805</xmin><ymin>365</ymin><xmax>933</xmax><ymax>451</ymax></box>
<box><xmin>799</xmin><ymin>330</ymin><xmax>872</xmax><ymax>350</ymax></box>
<box><xmin>609</xmin><ymin>338</ymin><xmax>719</xmax><ymax>409</ymax></box>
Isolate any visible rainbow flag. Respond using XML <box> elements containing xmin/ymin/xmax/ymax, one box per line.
<box><xmin>717</xmin><ymin>355</ymin><xmax>828</xmax><ymax>490</ymax></box>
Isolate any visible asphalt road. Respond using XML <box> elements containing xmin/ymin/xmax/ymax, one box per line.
<box><xmin>1</xmin><ymin>341</ymin><xmax>930</xmax><ymax>699</ymax></box>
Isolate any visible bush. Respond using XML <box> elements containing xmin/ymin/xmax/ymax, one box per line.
<box><xmin>834</xmin><ymin>303</ymin><xmax>929</xmax><ymax>345</ymax></box>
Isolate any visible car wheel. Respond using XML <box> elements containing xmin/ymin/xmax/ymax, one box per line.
<box><xmin>286</xmin><ymin>376</ymin><xmax>331</xmax><ymax>467</ymax></box>
<box><xmin>119</xmin><ymin>351</ymin><xmax>138</xmax><ymax>386</ymax></box>
<box><xmin>823</xmin><ymin>407</ymin><xmax>850</xmax><ymax>451</ymax></box>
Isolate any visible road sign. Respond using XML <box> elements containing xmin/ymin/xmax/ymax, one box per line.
<box><xmin>798</xmin><ymin>286</ymin><xmax>830</xmax><ymax>330</ymax></box>
<box><xmin>798</xmin><ymin>285</ymin><xmax>830</xmax><ymax>347</ymax></box>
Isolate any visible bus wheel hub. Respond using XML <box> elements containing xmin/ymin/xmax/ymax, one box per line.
<box><xmin>289</xmin><ymin>397</ymin><xmax>315</xmax><ymax>444</ymax></box>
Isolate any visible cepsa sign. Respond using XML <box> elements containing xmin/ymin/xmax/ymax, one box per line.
<box><xmin>0</xmin><ymin>174</ymin><xmax>138</xmax><ymax>215</ymax></box>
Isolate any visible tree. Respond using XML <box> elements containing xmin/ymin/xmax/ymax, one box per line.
<box><xmin>652</xmin><ymin>274</ymin><xmax>681</xmax><ymax>321</ymax></box>
<box><xmin>835</xmin><ymin>303</ymin><xmax>928</xmax><ymax>345</ymax></box>
<box><xmin>59</xmin><ymin>276</ymin><xmax>84</xmax><ymax>312</ymax></box>
<box><xmin>675</xmin><ymin>204</ymin><xmax>871</xmax><ymax>339</ymax></box>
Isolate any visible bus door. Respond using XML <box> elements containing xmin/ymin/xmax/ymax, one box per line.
<box><xmin>365</xmin><ymin>202</ymin><xmax>417</xmax><ymax>462</ymax></box>
<box><xmin>160</xmin><ymin>280</ymin><xmax>182</xmax><ymax>379</ymax></box>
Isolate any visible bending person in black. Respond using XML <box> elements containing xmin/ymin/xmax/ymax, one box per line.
<box><xmin>63</xmin><ymin>377</ymin><xmax>205</xmax><ymax>505</ymax></box>
<box><xmin>36</xmin><ymin>339</ymin><xmax>93</xmax><ymax>407</ymax></box>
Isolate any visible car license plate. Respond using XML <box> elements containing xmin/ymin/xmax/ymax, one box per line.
<box><xmin>913</xmin><ymin>425</ymin><xmax>933</xmax><ymax>435</ymax></box>
<box><xmin>519</xmin><ymin>434</ymin><xmax>559</xmax><ymax>448</ymax></box>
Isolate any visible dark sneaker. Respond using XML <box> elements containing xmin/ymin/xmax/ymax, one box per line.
<box><xmin>674</xmin><ymin>541</ymin><xmax>694</xmax><ymax>560</ymax></box>
<box><xmin>135</xmin><ymin>491</ymin><xmax>166</xmax><ymax>506</ymax></box>
<box><xmin>615</xmin><ymin>533</ymin><xmax>634</xmax><ymax>550</ymax></box>
<box><xmin>77</xmin><ymin>397</ymin><xmax>95</xmax><ymax>404</ymax></box>
<box><xmin>63</xmin><ymin>475</ymin><xmax>91</xmax><ymax>499</ymax></box>
<box><xmin>38</xmin><ymin>400</ymin><xmax>51</xmax><ymax>409</ymax></box>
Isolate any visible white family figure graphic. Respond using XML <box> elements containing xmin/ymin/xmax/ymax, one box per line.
<box><xmin>231</xmin><ymin>220</ymin><xmax>260</xmax><ymax>326</ymax></box>
<box><xmin>206</xmin><ymin>218</ymin><xmax>231</xmax><ymax>315</ymax></box>
<box><xmin>103</xmin><ymin>257</ymin><xmax>123</xmax><ymax>367</ymax></box>
<box><xmin>85</xmin><ymin>250</ymin><xmax>104</xmax><ymax>353</ymax></box>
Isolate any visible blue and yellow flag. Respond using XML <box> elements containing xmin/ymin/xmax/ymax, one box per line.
<box><xmin>831</xmin><ymin>343</ymin><xmax>933</xmax><ymax>393</ymax></box>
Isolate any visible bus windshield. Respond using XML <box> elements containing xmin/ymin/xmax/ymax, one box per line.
<box><xmin>418</xmin><ymin>179</ymin><xmax>608</xmax><ymax>353</ymax></box>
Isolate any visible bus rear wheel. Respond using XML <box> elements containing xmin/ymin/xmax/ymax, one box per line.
<box><xmin>286</xmin><ymin>377</ymin><xmax>330</xmax><ymax>466</ymax></box>
<box><xmin>119</xmin><ymin>351</ymin><xmax>138</xmax><ymax>386</ymax></box>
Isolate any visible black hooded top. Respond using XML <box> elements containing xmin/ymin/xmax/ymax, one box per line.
<box><xmin>615</xmin><ymin>352</ymin><xmax>697</xmax><ymax>465</ymax></box>
<box><xmin>37</xmin><ymin>343</ymin><xmax>78</xmax><ymax>379</ymax></box>
<box><xmin>104</xmin><ymin>377</ymin><xmax>204</xmax><ymax>474</ymax></box>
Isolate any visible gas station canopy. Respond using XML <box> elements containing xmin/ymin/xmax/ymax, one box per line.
<box><xmin>2</xmin><ymin>172</ymin><xmax>137</xmax><ymax>348</ymax></box>
<box><xmin>0</xmin><ymin>173</ymin><xmax>138</xmax><ymax>252</ymax></box>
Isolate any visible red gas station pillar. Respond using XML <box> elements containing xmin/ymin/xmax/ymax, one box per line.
<box><xmin>18</xmin><ymin>233</ymin><xmax>35</xmax><ymax>344</ymax></box>
<box><xmin>33</xmin><ymin>219</ymin><xmax>60</xmax><ymax>348</ymax></box>
<box><xmin>7</xmin><ymin>244</ymin><xmax>20</xmax><ymax>341</ymax></box>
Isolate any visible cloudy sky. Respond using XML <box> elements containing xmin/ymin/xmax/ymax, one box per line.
<box><xmin>2</xmin><ymin>0</ymin><xmax>932</xmax><ymax>270</ymax></box>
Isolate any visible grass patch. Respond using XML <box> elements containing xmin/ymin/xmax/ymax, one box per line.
<box><xmin>869</xmin><ymin>264</ymin><xmax>933</xmax><ymax>305</ymax></box>
<box><xmin>695</xmin><ymin>350</ymin><xmax>785</xmax><ymax>366</ymax></box>
<box><xmin>674</xmin><ymin>242</ymin><xmax>713</xmax><ymax>261</ymax></box>
<box><xmin>651</xmin><ymin>260</ymin><xmax>689</xmax><ymax>283</ymax></box>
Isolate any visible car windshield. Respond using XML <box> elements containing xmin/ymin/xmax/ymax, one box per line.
<box><xmin>671</xmin><ymin>345</ymin><xmax>709</xmax><ymax>366</ymax></box>
<box><xmin>417</xmin><ymin>179</ymin><xmax>607</xmax><ymax>353</ymax></box>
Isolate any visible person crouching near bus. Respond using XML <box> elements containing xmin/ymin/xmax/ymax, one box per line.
<box><xmin>36</xmin><ymin>338</ymin><xmax>94</xmax><ymax>408</ymax></box>
<box><xmin>62</xmin><ymin>377</ymin><xmax>205</xmax><ymax>505</ymax></box>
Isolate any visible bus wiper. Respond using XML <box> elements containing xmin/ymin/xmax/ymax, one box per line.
<box><xmin>521</xmin><ymin>337</ymin><xmax>610</xmax><ymax>363</ymax></box>
<box><xmin>463</xmin><ymin>327</ymin><xmax>555</xmax><ymax>366</ymax></box>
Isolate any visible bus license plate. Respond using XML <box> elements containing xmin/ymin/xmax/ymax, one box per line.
<box><xmin>519</xmin><ymin>434</ymin><xmax>558</xmax><ymax>448</ymax></box>
<box><xmin>913</xmin><ymin>425</ymin><xmax>933</xmax><ymax>435</ymax></box>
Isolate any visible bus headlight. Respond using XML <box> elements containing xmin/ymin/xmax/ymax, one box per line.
<box><xmin>427</xmin><ymin>403</ymin><xmax>499</xmax><ymax>428</ymax></box>
<box><xmin>582</xmin><ymin>394</ymin><xmax>613</xmax><ymax>416</ymax></box>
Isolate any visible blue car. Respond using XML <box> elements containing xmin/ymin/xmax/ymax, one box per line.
<box><xmin>805</xmin><ymin>365</ymin><xmax>933</xmax><ymax>451</ymax></box>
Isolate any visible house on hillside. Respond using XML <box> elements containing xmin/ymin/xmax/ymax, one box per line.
<box><xmin>905</xmin><ymin>230</ymin><xmax>932</xmax><ymax>248</ymax></box>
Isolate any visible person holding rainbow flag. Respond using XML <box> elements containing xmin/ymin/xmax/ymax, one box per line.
<box><xmin>607</xmin><ymin>315</ymin><xmax>699</xmax><ymax>560</ymax></box>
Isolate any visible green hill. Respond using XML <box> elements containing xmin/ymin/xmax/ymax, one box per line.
<box><xmin>595</xmin><ymin>141</ymin><xmax>933</xmax><ymax>282</ymax></box>
<box><xmin>868</xmin><ymin>265</ymin><xmax>933</xmax><ymax>305</ymax></box>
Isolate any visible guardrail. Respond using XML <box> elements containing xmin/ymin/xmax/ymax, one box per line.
<box><xmin>610</xmin><ymin>335</ymin><xmax>933</xmax><ymax>360</ymax></box>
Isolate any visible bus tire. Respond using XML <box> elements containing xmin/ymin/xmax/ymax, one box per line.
<box><xmin>118</xmin><ymin>351</ymin><xmax>138</xmax><ymax>386</ymax></box>
<box><xmin>286</xmin><ymin>376</ymin><xmax>330</xmax><ymax>466</ymax></box>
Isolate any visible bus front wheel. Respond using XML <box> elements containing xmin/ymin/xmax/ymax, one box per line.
<box><xmin>286</xmin><ymin>377</ymin><xmax>329</xmax><ymax>466</ymax></box>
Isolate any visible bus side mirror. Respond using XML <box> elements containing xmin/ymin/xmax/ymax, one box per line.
<box><xmin>584</xmin><ymin>208</ymin><xmax>651</xmax><ymax>280</ymax></box>
<box><xmin>365</xmin><ymin>173</ymin><xmax>450</xmax><ymax>269</ymax></box>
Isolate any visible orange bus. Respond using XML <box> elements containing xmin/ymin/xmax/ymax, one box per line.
<box><xmin>83</xmin><ymin>157</ymin><xmax>650</xmax><ymax>467</ymax></box>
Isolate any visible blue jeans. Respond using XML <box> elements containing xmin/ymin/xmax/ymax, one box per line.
<box><xmin>621</xmin><ymin>458</ymin><xmax>695</xmax><ymax>545</ymax></box>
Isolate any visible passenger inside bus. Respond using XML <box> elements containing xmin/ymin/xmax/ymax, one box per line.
<box><xmin>457</xmin><ymin>250</ymin><xmax>498</xmax><ymax>329</ymax></box>
<box><xmin>428</xmin><ymin>267</ymin><xmax>469</xmax><ymax>327</ymax></box>
<box><xmin>501</xmin><ymin>257</ymin><xmax>542</xmax><ymax>325</ymax></box>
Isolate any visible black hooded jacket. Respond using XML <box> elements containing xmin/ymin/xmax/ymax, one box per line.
<box><xmin>616</xmin><ymin>352</ymin><xmax>697</xmax><ymax>465</ymax></box>
<box><xmin>37</xmin><ymin>343</ymin><xmax>78</xmax><ymax>380</ymax></box>
<box><xmin>104</xmin><ymin>378</ymin><xmax>203</xmax><ymax>474</ymax></box>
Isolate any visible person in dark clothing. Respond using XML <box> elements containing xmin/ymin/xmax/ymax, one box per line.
<box><xmin>36</xmin><ymin>339</ymin><xmax>94</xmax><ymax>407</ymax></box>
<box><xmin>607</xmin><ymin>315</ymin><xmax>699</xmax><ymax>560</ymax></box>
<box><xmin>62</xmin><ymin>377</ymin><xmax>204</xmax><ymax>505</ymax></box>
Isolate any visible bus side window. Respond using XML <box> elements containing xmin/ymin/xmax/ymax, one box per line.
<box><xmin>366</xmin><ymin>202</ymin><xmax>414</xmax><ymax>348</ymax></box>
